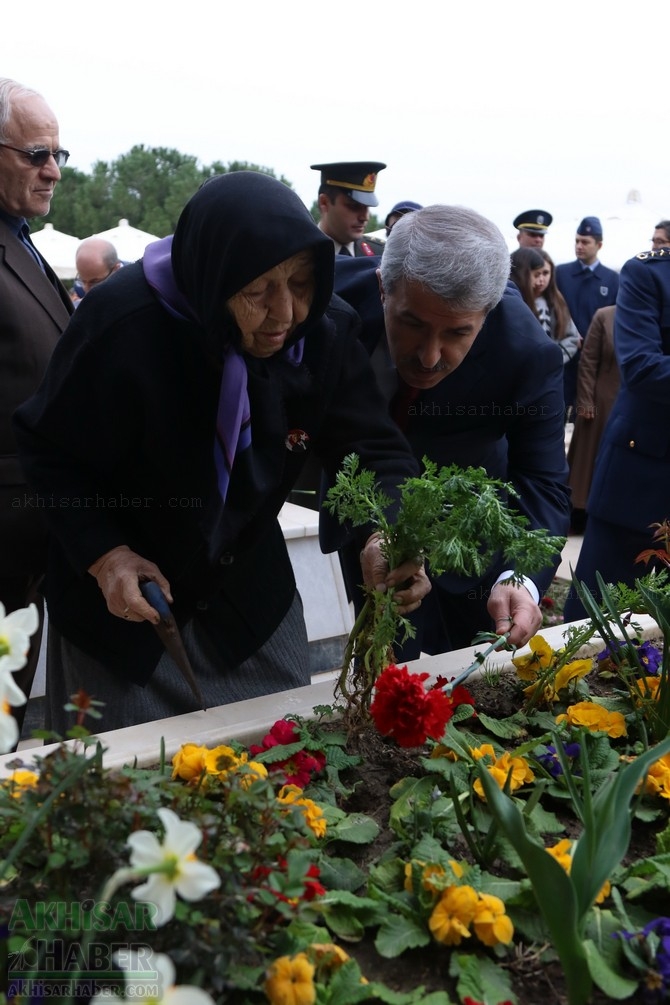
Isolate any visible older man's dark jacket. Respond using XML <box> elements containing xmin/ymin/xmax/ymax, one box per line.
<box><xmin>0</xmin><ymin>218</ymin><xmax>73</xmax><ymax>578</ymax></box>
<box><xmin>331</xmin><ymin>255</ymin><xmax>570</xmax><ymax>652</ymax></box>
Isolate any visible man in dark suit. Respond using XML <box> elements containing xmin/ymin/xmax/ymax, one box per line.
<box><xmin>311</xmin><ymin>161</ymin><xmax>386</xmax><ymax>257</ymax></box>
<box><xmin>329</xmin><ymin>205</ymin><xmax>570</xmax><ymax>656</ymax></box>
<box><xmin>0</xmin><ymin>77</ymin><xmax>74</xmax><ymax>726</ymax></box>
<box><xmin>555</xmin><ymin>216</ymin><xmax>619</xmax><ymax>423</ymax></box>
<box><xmin>564</xmin><ymin>247</ymin><xmax>670</xmax><ymax>621</ymax></box>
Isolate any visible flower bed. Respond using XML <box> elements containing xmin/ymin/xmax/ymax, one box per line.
<box><xmin>3</xmin><ymin>610</ymin><xmax>670</xmax><ymax>1005</ymax></box>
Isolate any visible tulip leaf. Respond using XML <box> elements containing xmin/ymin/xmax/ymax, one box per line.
<box><xmin>570</xmin><ymin>736</ymin><xmax>670</xmax><ymax>918</ymax></box>
<box><xmin>476</xmin><ymin>762</ymin><xmax>592</xmax><ymax>1005</ymax></box>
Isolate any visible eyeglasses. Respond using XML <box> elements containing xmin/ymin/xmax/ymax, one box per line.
<box><xmin>75</xmin><ymin>266</ymin><xmax>115</xmax><ymax>291</ymax></box>
<box><xmin>0</xmin><ymin>143</ymin><xmax>70</xmax><ymax>168</ymax></box>
<box><xmin>651</xmin><ymin>236</ymin><xmax>670</xmax><ymax>248</ymax></box>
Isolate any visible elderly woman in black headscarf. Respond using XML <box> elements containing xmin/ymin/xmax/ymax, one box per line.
<box><xmin>14</xmin><ymin>172</ymin><xmax>426</xmax><ymax>733</ymax></box>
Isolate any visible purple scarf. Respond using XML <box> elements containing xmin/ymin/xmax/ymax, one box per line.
<box><xmin>143</xmin><ymin>236</ymin><xmax>303</xmax><ymax>503</ymax></box>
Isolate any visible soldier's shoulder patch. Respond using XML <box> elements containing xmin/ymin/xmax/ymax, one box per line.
<box><xmin>636</xmin><ymin>249</ymin><xmax>670</xmax><ymax>261</ymax></box>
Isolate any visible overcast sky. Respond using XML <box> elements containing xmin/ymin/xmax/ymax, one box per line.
<box><xmin>4</xmin><ymin>0</ymin><xmax>668</xmax><ymax>264</ymax></box>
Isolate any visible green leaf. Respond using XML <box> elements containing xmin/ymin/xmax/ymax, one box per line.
<box><xmin>389</xmin><ymin>776</ymin><xmax>440</xmax><ymax>833</ymax></box>
<box><xmin>317</xmin><ymin>854</ymin><xmax>367</xmax><ymax>893</ymax></box>
<box><xmin>524</xmin><ymin>803</ymin><xmax>564</xmax><ymax>835</ymax></box>
<box><xmin>356</xmin><ymin>984</ymin><xmax>453</xmax><ymax>1005</ymax></box>
<box><xmin>374</xmin><ymin>913</ymin><xmax>430</xmax><ymax>957</ymax></box>
<box><xmin>583</xmin><ymin>938</ymin><xmax>638</xmax><ymax>999</ymax></box>
<box><xmin>327</xmin><ymin>960</ymin><xmax>387</xmax><ymax>1005</ymax></box>
<box><xmin>476</xmin><ymin>712</ymin><xmax>529</xmax><ymax>740</ymax></box>
<box><xmin>450</xmin><ymin>951</ymin><xmax>518</xmax><ymax>1005</ymax></box>
<box><xmin>329</xmin><ymin>813</ymin><xmax>380</xmax><ymax>844</ymax></box>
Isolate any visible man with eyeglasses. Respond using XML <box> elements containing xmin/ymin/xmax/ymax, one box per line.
<box><xmin>0</xmin><ymin>77</ymin><xmax>74</xmax><ymax>738</ymax></box>
<box><xmin>74</xmin><ymin>238</ymin><xmax>122</xmax><ymax>297</ymax></box>
<box><xmin>651</xmin><ymin>221</ymin><xmax>670</xmax><ymax>250</ymax></box>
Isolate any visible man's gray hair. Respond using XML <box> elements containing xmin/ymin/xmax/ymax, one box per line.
<box><xmin>380</xmin><ymin>205</ymin><xmax>511</xmax><ymax>312</ymax></box>
<box><xmin>0</xmin><ymin>78</ymin><xmax>41</xmax><ymax>143</ymax></box>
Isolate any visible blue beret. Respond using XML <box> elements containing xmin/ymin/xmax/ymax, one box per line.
<box><xmin>385</xmin><ymin>200</ymin><xmax>423</xmax><ymax>228</ymax></box>
<box><xmin>577</xmin><ymin>216</ymin><xmax>603</xmax><ymax>238</ymax></box>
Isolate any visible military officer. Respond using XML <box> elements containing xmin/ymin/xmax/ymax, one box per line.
<box><xmin>311</xmin><ymin>160</ymin><xmax>386</xmax><ymax>257</ymax></box>
<box><xmin>555</xmin><ymin>217</ymin><xmax>619</xmax><ymax>340</ymax></box>
<box><xmin>564</xmin><ymin>247</ymin><xmax>670</xmax><ymax>620</ymax></box>
<box><xmin>513</xmin><ymin>209</ymin><xmax>553</xmax><ymax>248</ymax></box>
<box><xmin>385</xmin><ymin>200</ymin><xmax>422</xmax><ymax>237</ymax></box>
<box><xmin>555</xmin><ymin>216</ymin><xmax>619</xmax><ymax>422</ymax></box>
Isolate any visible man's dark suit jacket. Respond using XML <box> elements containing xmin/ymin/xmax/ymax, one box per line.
<box><xmin>330</xmin><ymin>255</ymin><xmax>571</xmax><ymax>653</ymax></box>
<box><xmin>0</xmin><ymin>218</ymin><xmax>73</xmax><ymax>579</ymax></box>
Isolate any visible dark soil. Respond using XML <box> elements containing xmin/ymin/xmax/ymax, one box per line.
<box><xmin>331</xmin><ymin>647</ymin><xmax>662</xmax><ymax>1005</ymax></box>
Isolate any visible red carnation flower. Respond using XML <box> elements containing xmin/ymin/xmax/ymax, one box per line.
<box><xmin>370</xmin><ymin>664</ymin><xmax>461</xmax><ymax>747</ymax></box>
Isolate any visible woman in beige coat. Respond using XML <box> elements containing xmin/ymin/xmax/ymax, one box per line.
<box><xmin>567</xmin><ymin>305</ymin><xmax>620</xmax><ymax>521</ymax></box>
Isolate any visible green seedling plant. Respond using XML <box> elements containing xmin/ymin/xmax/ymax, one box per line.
<box><xmin>572</xmin><ymin>570</ymin><xmax>670</xmax><ymax>744</ymax></box>
<box><xmin>324</xmin><ymin>453</ymin><xmax>565</xmax><ymax>731</ymax></box>
<box><xmin>478</xmin><ymin>731</ymin><xmax>670</xmax><ymax>1005</ymax></box>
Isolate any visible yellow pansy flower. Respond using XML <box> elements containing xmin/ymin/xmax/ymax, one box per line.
<box><xmin>277</xmin><ymin>785</ymin><xmax>327</xmax><ymax>838</ymax></box>
<box><xmin>171</xmin><ymin>744</ymin><xmax>209</xmax><ymax>782</ymax></box>
<box><xmin>4</xmin><ymin>768</ymin><xmax>39</xmax><ymax>797</ymax></box>
<box><xmin>264</xmin><ymin>953</ymin><xmax>316</xmax><ymax>1005</ymax></box>
<box><xmin>470</xmin><ymin>743</ymin><xmax>497</xmax><ymax>762</ymax></box>
<box><xmin>634</xmin><ymin>676</ymin><xmax>661</xmax><ymax>702</ymax></box>
<box><xmin>546</xmin><ymin>838</ymin><xmax>610</xmax><ymax>903</ymax></box>
<box><xmin>428</xmin><ymin>884</ymin><xmax>478</xmax><ymax>945</ymax></box>
<box><xmin>556</xmin><ymin>701</ymin><xmax>627</xmax><ymax>738</ymax></box>
<box><xmin>553</xmin><ymin>658</ymin><xmax>593</xmax><ymax>693</ymax></box>
<box><xmin>637</xmin><ymin>753</ymin><xmax>670</xmax><ymax>800</ymax></box>
<box><xmin>473</xmin><ymin>893</ymin><xmax>514</xmax><ymax>946</ymax></box>
<box><xmin>473</xmin><ymin>751</ymin><xmax>534</xmax><ymax>800</ymax></box>
<box><xmin>512</xmin><ymin>634</ymin><xmax>554</xmax><ymax>680</ymax></box>
<box><xmin>203</xmin><ymin>744</ymin><xmax>245</xmax><ymax>777</ymax></box>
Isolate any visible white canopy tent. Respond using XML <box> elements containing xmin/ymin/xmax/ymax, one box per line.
<box><xmin>90</xmin><ymin>218</ymin><xmax>159</xmax><ymax>263</ymax></box>
<box><xmin>31</xmin><ymin>223</ymin><xmax>81</xmax><ymax>280</ymax></box>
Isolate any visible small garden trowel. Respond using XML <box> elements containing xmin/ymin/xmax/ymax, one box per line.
<box><xmin>140</xmin><ymin>580</ymin><xmax>207</xmax><ymax>711</ymax></box>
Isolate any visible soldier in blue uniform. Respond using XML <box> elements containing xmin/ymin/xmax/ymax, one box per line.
<box><xmin>385</xmin><ymin>200</ymin><xmax>422</xmax><ymax>236</ymax></box>
<box><xmin>311</xmin><ymin>160</ymin><xmax>386</xmax><ymax>257</ymax></box>
<box><xmin>555</xmin><ymin>216</ymin><xmax>620</xmax><ymax>423</ymax></box>
<box><xmin>564</xmin><ymin>247</ymin><xmax>670</xmax><ymax>621</ymax></box>
<box><xmin>513</xmin><ymin>209</ymin><xmax>553</xmax><ymax>248</ymax></box>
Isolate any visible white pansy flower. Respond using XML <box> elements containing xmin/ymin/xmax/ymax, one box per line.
<box><xmin>127</xmin><ymin>807</ymin><xmax>220</xmax><ymax>926</ymax></box>
<box><xmin>0</xmin><ymin>664</ymin><xmax>28</xmax><ymax>709</ymax></box>
<box><xmin>90</xmin><ymin>950</ymin><xmax>215</xmax><ymax>1004</ymax></box>
<box><xmin>0</xmin><ymin>702</ymin><xmax>19</xmax><ymax>754</ymax></box>
<box><xmin>0</xmin><ymin>602</ymin><xmax>39</xmax><ymax>673</ymax></box>
<box><xmin>0</xmin><ymin>669</ymin><xmax>27</xmax><ymax>752</ymax></box>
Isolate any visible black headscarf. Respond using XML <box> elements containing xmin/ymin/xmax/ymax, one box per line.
<box><xmin>170</xmin><ymin>171</ymin><xmax>335</xmax><ymax>357</ymax></box>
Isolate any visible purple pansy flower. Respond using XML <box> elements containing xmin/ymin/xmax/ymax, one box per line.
<box><xmin>597</xmin><ymin>639</ymin><xmax>662</xmax><ymax>675</ymax></box>
<box><xmin>536</xmin><ymin>742</ymin><xmax>581</xmax><ymax>777</ymax></box>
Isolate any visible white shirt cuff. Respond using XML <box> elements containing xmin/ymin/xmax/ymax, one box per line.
<box><xmin>493</xmin><ymin>571</ymin><xmax>540</xmax><ymax>604</ymax></box>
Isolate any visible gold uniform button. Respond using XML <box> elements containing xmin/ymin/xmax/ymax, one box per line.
<box><xmin>629</xmin><ymin>440</ymin><xmax>635</xmax><ymax>448</ymax></box>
